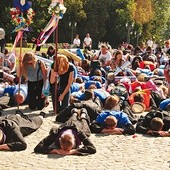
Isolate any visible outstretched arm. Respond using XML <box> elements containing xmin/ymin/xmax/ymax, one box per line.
<box><xmin>34</xmin><ymin>132</ymin><xmax>57</xmax><ymax>154</ymax></box>
<box><xmin>147</xmin><ymin>130</ymin><xmax>170</xmax><ymax>137</ymax></box>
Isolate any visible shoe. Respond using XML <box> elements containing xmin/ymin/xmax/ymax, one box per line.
<box><xmin>39</xmin><ymin>111</ymin><xmax>46</xmax><ymax>118</ymax></box>
<box><xmin>131</xmin><ymin>119</ymin><xmax>137</xmax><ymax>125</ymax></box>
<box><xmin>71</xmin><ymin>108</ymin><xmax>79</xmax><ymax>114</ymax></box>
<box><xmin>71</xmin><ymin>108</ymin><xmax>80</xmax><ymax>120</ymax></box>
<box><xmin>15</xmin><ymin>110</ymin><xmax>24</xmax><ymax>116</ymax></box>
<box><xmin>80</xmin><ymin>108</ymin><xmax>90</xmax><ymax>124</ymax></box>
<box><xmin>16</xmin><ymin>110</ymin><xmax>29</xmax><ymax>119</ymax></box>
<box><xmin>80</xmin><ymin>108</ymin><xmax>88</xmax><ymax>115</ymax></box>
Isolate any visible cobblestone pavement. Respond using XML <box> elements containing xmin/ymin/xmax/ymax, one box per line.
<box><xmin>0</xmin><ymin>102</ymin><xmax>170</xmax><ymax>170</ymax></box>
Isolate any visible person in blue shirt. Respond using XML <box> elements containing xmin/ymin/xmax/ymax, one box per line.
<box><xmin>70</xmin><ymin>83</ymin><xmax>110</xmax><ymax>106</ymax></box>
<box><xmin>0</xmin><ymin>83</ymin><xmax>28</xmax><ymax>105</ymax></box>
<box><xmin>159</xmin><ymin>99</ymin><xmax>170</xmax><ymax>111</ymax></box>
<box><xmin>90</xmin><ymin>111</ymin><xmax>135</xmax><ymax>135</ymax></box>
<box><xmin>90</xmin><ymin>95</ymin><xmax>135</xmax><ymax>135</ymax></box>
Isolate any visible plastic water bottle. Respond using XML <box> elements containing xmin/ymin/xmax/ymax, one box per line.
<box><xmin>42</xmin><ymin>78</ymin><xmax>50</xmax><ymax>96</ymax></box>
<box><xmin>42</xmin><ymin>67</ymin><xmax>50</xmax><ymax>96</ymax></box>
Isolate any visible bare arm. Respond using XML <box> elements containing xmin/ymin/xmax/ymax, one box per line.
<box><xmin>147</xmin><ymin>130</ymin><xmax>170</xmax><ymax>137</ymax></box>
<box><xmin>50</xmin><ymin>69</ymin><xmax>57</xmax><ymax>84</ymax></box>
<box><xmin>0</xmin><ymin>144</ymin><xmax>11</xmax><ymax>151</ymax></box>
<box><xmin>59</xmin><ymin>71</ymin><xmax>74</xmax><ymax>101</ymax></box>
<box><xmin>40</xmin><ymin>61</ymin><xmax>47</xmax><ymax>79</ymax></box>
<box><xmin>5</xmin><ymin>59</ymin><xmax>15</xmax><ymax>70</ymax></box>
<box><xmin>101</xmin><ymin>128</ymin><xmax>124</xmax><ymax>135</ymax></box>
<box><xmin>49</xmin><ymin>149</ymin><xmax>79</xmax><ymax>155</ymax></box>
<box><xmin>103</xmin><ymin>60</ymin><xmax>111</xmax><ymax>67</ymax></box>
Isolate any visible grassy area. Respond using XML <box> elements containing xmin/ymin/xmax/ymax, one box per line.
<box><xmin>6</xmin><ymin>43</ymin><xmax>48</xmax><ymax>54</ymax></box>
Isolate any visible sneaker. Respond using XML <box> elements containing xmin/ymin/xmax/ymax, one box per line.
<box><xmin>80</xmin><ymin>108</ymin><xmax>88</xmax><ymax>115</ymax></box>
<box><xmin>71</xmin><ymin>108</ymin><xmax>79</xmax><ymax>114</ymax></box>
<box><xmin>80</xmin><ymin>108</ymin><xmax>90</xmax><ymax>124</ymax></box>
<box><xmin>16</xmin><ymin>110</ymin><xmax>29</xmax><ymax>119</ymax></box>
<box><xmin>15</xmin><ymin>110</ymin><xmax>24</xmax><ymax>116</ymax></box>
<box><xmin>39</xmin><ymin>111</ymin><xmax>46</xmax><ymax>118</ymax></box>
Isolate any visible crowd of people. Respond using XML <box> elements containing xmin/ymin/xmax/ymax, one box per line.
<box><xmin>0</xmin><ymin>30</ymin><xmax>170</xmax><ymax>155</ymax></box>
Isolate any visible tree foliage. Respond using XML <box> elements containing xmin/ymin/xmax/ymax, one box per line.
<box><xmin>133</xmin><ymin>0</ymin><xmax>154</xmax><ymax>24</ymax></box>
<box><xmin>0</xmin><ymin>0</ymin><xmax>169</xmax><ymax>48</ymax></box>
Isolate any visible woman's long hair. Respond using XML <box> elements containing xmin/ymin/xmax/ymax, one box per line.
<box><xmin>21</xmin><ymin>52</ymin><xmax>37</xmax><ymax>78</ymax></box>
<box><xmin>56</xmin><ymin>55</ymin><xmax>69</xmax><ymax>75</ymax></box>
<box><xmin>114</xmin><ymin>50</ymin><xmax>123</xmax><ymax>67</ymax></box>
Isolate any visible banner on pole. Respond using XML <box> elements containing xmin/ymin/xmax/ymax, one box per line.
<box><xmin>36</xmin><ymin>0</ymin><xmax>66</xmax><ymax>46</ymax></box>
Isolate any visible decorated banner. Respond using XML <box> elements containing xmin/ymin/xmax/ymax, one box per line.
<box><xmin>10</xmin><ymin>0</ymin><xmax>35</xmax><ymax>51</ymax></box>
<box><xmin>36</xmin><ymin>0</ymin><xmax>66</xmax><ymax>46</ymax></box>
<box><xmin>10</xmin><ymin>0</ymin><xmax>35</xmax><ymax>32</ymax></box>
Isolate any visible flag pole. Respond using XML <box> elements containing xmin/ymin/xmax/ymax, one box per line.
<box><xmin>17</xmin><ymin>9</ymin><xmax>24</xmax><ymax>110</ymax></box>
<box><xmin>54</xmin><ymin>25</ymin><xmax>58</xmax><ymax>114</ymax></box>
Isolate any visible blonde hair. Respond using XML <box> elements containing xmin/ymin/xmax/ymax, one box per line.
<box><xmin>104</xmin><ymin>95</ymin><xmax>119</xmax><ymax>110</ymax></box>
<box><xmin>56</xmin><ymin>55</ymin><xmax>69</xmax><ymax>75</ymax></box>
<box><xmin>22</xmin><ymin>52</ymin><xmax>37</xmax><ymax>77</ymax></box>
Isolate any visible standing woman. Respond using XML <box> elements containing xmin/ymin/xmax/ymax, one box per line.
<box><xmin>50</xmin><ymin>55</ymin><xmax>74</xmax><ymax>113</ymax></box>
<box><xmin>21</xmin><ymin>52</ymin><xmax>47</xmax><ymax>110</ymax></box>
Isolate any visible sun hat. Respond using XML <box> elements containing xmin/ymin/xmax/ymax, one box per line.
<box><xmin>131</xmin><ymin>102</ymin><xmax>146</xmax><ymax>113</ymax></box>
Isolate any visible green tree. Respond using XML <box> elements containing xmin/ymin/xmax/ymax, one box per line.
<box><xmin>1</xmin><ymin>0</ymin><xmax>170</xmax><ymax>47</ymax></box>
<box><xmin>58</xmin><ymin>0</ymin><xmax>86</xmax><ymax>43</ymax></box>
<box><xmin>105</xmin><ymin>0</ymin><xmax>137</xmax><ymax>47</ymax></box>
<box><xmin>79</xmin><ymin>0</ymin><xmax>109</xmax><ymax>48</ymax></box>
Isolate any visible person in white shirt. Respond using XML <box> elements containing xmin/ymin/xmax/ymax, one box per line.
<box><xmin>73</xmin><ymin>34</ymin><xmax>81</xmax><ymax>48</ymax></box>
<box><xmin>83</xmin><ymin>33</ymin><xmax>92</xmax><ymax>51</ymax></box>
<box><xmin>94</xmin><ymin>44</ymin><xmax>112</xmax><ymax>68</ymax></box>
<box><xmin>147</xmin><ymin>38</ymin><xmax>153</xmax><ymax>49</ymax></box>
<box><xmin>163</xmin><ymin>40</ymin><xmax>170</xmax><ymax>55</ymax></box>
